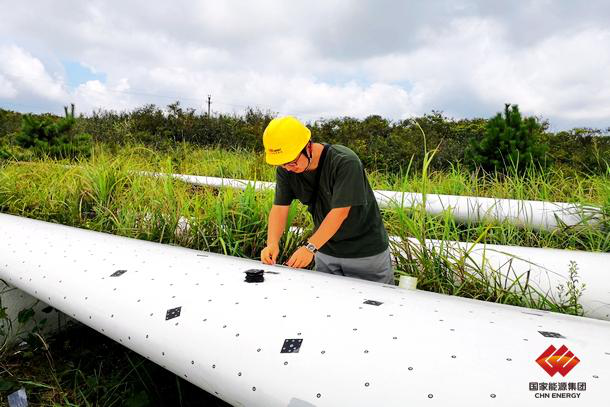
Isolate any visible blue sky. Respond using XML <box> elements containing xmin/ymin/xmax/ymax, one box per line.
<box><xmin>1</xmin><ymin>1</ymin><xmax>609</xmax><ymax>130</ymax></box>
<box><xmin>62</xmin><ymin>61</ymin><xmax>106</xmax><ymax>89</ymax></box>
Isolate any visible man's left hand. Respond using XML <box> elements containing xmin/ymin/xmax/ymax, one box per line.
<box><xmin>285</xmin><ymin>246</ymin><xmax>314</xmax><ymax>269</ymax></box>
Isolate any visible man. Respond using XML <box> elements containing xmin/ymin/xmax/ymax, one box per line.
<box><xmin>260</xmin><ymin>116</ymin><xmax>394</xmax><ymax>284</ymax></box>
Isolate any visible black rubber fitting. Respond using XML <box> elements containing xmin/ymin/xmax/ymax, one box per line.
<box><xmin>245</xmin><ymin>269</ymin><xmax>265</xmax><ymax>283</ymax></box>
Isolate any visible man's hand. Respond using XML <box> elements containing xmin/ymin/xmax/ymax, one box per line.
<box><xmin>285</xmin><ymin>246</ymin><xmax>314</xmax><ymax>269</ymax></box>
<box><xmin>261</xmin><ymin>243</ymin><xmax>280</xmax><ymax>265</ymax></box>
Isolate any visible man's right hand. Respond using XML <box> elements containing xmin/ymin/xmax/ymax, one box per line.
<box><xmin>261</xmin><ymin>243</ymin><xmax>280</xmax><ymax>265</ymax></box>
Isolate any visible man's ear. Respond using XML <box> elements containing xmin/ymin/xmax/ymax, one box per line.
<box><xmin>303</xmin><ymin>142</ymin><xmax>311</xmax><ymax>159</ymax></box>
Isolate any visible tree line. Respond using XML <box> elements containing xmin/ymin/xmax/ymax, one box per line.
<box><xmin>1</xmin><ymin>102</ymin><xmax>608</xmax><ymax>175</ymax></box>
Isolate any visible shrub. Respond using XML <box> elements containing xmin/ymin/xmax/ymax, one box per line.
<box><xmin>466</xmin><ymin>104</ymin><xmax>548</xmax><ymax>174</ymax></box>
<box><xmin>16</xmin><ymin>104</ymin><xmax>92</xmax><ymax>160</ymax></box>
<box><xmin>545</xmin><ymin>128</ymin><xmax>610</xmax><ymax>174</ymax></box>
<box><xmin>4</xmin><ymin>103</ymin><xmax>608</xmax><ymax>174</ymax></box>
<box><xmin>0</xmin><ymin>109</ymin><xmax>22</xmax><ymax>139</ymax></box>
<box><xmin>0</xmin><ymin>146</ymin><xmax>9</xmax><ymax>160</ymax></box>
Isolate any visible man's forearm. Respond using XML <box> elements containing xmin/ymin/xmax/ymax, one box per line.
<box><xmin>267</xmin><ymin>205</ymin><xmax>288</xmax><ymax>246</ymax></box>
<box><xmin>308</xmin><ymin>207</ymin><xmax>350</xmax><ymax>249</ymax></box>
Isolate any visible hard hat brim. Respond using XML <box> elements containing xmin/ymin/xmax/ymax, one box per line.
<box><xmin>265</xmin><ymin>147</ymin><xmax>302</xmax><ymax>165</ymax></box>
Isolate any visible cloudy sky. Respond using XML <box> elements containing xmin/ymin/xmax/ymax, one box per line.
<box><xmin>1</xmin><ymin>0</ymin><xmax>609</xmax><ymax>130</ymax></box>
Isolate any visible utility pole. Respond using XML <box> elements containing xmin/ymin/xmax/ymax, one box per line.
<box><xmin>207</xmin><ymin>95</ymin><xmax>211</xmax><ymax>116</ymax></box>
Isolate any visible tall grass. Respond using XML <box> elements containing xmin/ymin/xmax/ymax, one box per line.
<box><xmin>0</xmin><ymin>141</ymin><xmax>608</xmax><ymax>314</ymax></box>
<box><xmin>386</xmin><ymin>151</ymin><xmax>587</xmax><ymax>316</ymax></box>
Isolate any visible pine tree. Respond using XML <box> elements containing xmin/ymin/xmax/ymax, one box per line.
<box><xmin>466</xmin><ymin>104</ymin><xmax>547</xmax><ymax>174</ymax></box>
<box><xmin>16</xmin><ymin>104</ymin><xmax>91</xmax><ymax>159</ymax></box>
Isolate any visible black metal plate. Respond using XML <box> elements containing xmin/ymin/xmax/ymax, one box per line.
<box><xmin>538</xmin><ymin>331</ymin><xmax>565</xmax><ymax>338</ymax></box>
<box><xmin>111</xmin><ymin>270</ymin><xmax>127</xmax><ymax>277</ymax></box>
<box><xmin>166</xmin><ymin>306</ymin><xmax>182</xmax><ymax>320</ymax></box>
<box><xmin>281</xmin><ymin>338</ymin><xmax>303</xmax><ymax>353</ymax></box>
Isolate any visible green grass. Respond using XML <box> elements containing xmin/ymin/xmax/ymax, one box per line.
<box><xmin>1</xmin><ymin>141</ymin><xmax>608</xmax><ymax>404</ymax></box>
<box><xmin>1</xmin><ymin>141</ymin><xmax>608</xmax><ymax>252</ymax></box>
<box><xmin>0</xmin><ymin>141</ymin><xmax>606</xmax><ymax>320</ymax></box>
<box><xmin>0</xmin><ymin>144</ymin><xmax>608</xmax><ymax>308</ymax></box>
<box><xmin>0</xmin><ymin>324</ymin><xmax>230</xmax><ymax>406</ymax></box>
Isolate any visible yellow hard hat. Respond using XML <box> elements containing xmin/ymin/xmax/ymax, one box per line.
<box><xmin>263</xmin><ymin>116</ymin><xmax>311</xmax><ymax>165</ymax></box>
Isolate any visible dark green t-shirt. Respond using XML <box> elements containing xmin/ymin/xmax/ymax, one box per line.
<box><xmin>273</xmin><ymin>144</ymin><xmax>388</xmax><ymax>258</ymax></box>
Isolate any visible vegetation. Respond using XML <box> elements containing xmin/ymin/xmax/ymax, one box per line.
<box><xmin>14</xmin><ymin>104</ymin><xmax>92</xmax><ymax>160</ymax></box>
<box><xmin>466</xmin><ymin>104</ymin><xmax>547</xmax><ymax>174</ymax></box>
<box><xmin>0</xmin><ymin>142</ymin><xmax>607</xmax><ymax>262</ymax></box>
<box><xmin>0</xmin><ymin>322</ymin><xmax>230</xmax><ymax>406</ymax></box>
<box><xmin>0</xmin><ymin>102</ymin><xmax>608</xmax><ymax>404</ymax></box>
<box><xmin>0</xmin><ymin>147</ymin><xmax>9</xmax><ymax>161</ymax></box>
<box><xmin>1</xmin><ymin>103</ymin><xmax>608</xmax><ymax>174</ymax></box>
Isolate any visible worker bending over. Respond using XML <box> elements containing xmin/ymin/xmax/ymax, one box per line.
<box><xmin>260</xmin><ymin>116</ymin><xmax>394</xmax><ymax>284</ymax></box>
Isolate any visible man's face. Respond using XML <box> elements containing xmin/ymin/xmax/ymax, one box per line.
<box><xmin>281</xmin><ymin>153</ymin><xmax>307</xmax><ymax>173</ymax></box>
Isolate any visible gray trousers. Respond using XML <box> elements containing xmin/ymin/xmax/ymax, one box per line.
<box><xmin>314</xmin><ymin>247</ymin><xmax>395</xmax><ymax>285</ymax></box>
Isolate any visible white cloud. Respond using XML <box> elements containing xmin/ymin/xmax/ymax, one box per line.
<box><xmin>0</xmin><ymin>74</ymin><xmax>17</xmax><ymax>98</ymax></box>
<box><xmin>0</xmin><ymin>45</ymin><xmax>67</xmax><ymax>102</ymax></box>
<box><xmin>0</xmin><ymin>1</ymin><xmax>609</xmax><ymax>129</ymax></box>
<box><xmin>361</xmin><ymin>17</ymin><xmax>610</xmax><ymax>127</ymax></box>
<box><xmin>72</xmin><ymin>79</ymin><xmax>134</xmax><ymax>113</ymax></box>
